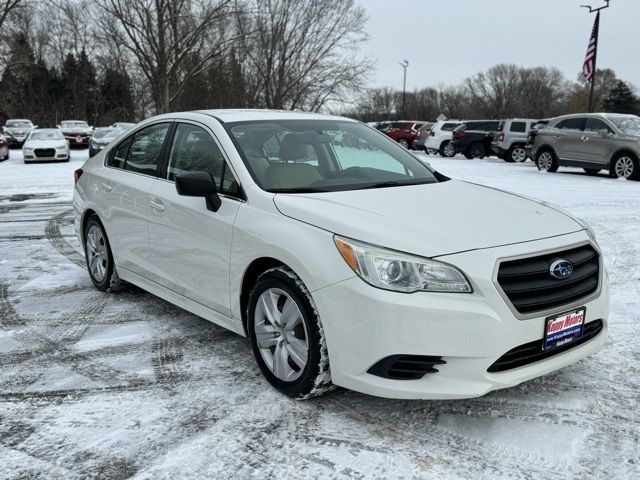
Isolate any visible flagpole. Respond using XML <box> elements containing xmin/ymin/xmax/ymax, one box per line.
<box><xmin>581</xmin><ymin>1</ymin><xmax>610</xmax><ymax>112</ymax></box>
<box><xmin>588</xmin><ymin>13</ymin><xmax>600</xmax><ymax>112</ymax></box>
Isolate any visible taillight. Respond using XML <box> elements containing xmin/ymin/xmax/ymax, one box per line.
<box><xmin>74</xmin><ymin>168</ymin><xmax>83</xmax><ymax>184</ymax></box>
<box><xmin>453</xmin><ymin>130</ymin><xmax>466</xmax><ymax>139</ymax></box>
<box><xmin>498</xmin><ymin>132</ymin><xmax>505</xmax><ymax>142</ymax></box>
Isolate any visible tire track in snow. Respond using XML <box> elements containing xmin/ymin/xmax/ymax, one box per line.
<box><xmin>44</xmin><ymin>209</ymin><xmax>85</xmax><ymax>267</ymax></box>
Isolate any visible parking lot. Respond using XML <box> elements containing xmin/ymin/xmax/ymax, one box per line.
<box><xmin>1</xmin><ymin>149</ymin><xmax>638</xmax><ymax>479</ymax></box>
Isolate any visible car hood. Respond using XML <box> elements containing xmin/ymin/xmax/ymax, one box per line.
<box><xmin>61</xmin><ymin>129</ymin><xmax>92</xmax><ymax>134</ymax></box>
<box><xmin>273</xmin><ymin>180</ymin><xmax>584</xmax><ymax>258</ymax></box>
<box><xmin>5</xmin><ymin>128</ymin><xmax>30</xmax><ymax>135</ymax></box>
<box><xmin>24</xmin><ymin>139</ymin><xmax>66</xmax><ymax>148</ymax></box>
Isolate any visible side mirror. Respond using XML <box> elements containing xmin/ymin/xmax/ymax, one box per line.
<box><xmin>175</xmin><ymin>172</ymin><xmax>221</xmax><ymax>212</ymax></box>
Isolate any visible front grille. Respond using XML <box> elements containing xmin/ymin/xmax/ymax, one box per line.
<box><xmin>35</xmin><ymin>148</ymin><xmax>55</xmax><ymax>158</ymax></box>
<box><xmin>487</xmin><ymin>319</ymin><xmax>603</xmax><ymax>372</ymax></box>
<box><xmin>367</xmin><ymin>355</ymin><xmax>446</xmax><ymax>380</ymax></box>
<box><xmin>497</xmin><ymin>244</ymin><xmax>599</xmax><ymax>314</ymax></box>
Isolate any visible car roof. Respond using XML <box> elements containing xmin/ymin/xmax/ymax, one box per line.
<box><xmin>7</xmin><ymin>119</ymin><xmax>32</xmax><ymax>123</ymax></box>
<box><xmin>194</xmin><ymin>109</ymin><xmax>356</xmax><ymax>123</ymax></box>
<box><xmin>61</xmin><ymin>120</ymin><xmax>87</xmax><ymax>123</ymax></box>
<box><xmin>31</xmin><ymin>128</ymin><xmax>60</xmax><ymax>133</ymax></box>
<box><xmin>550</xmin><ymin>112</ymin><xmax>638</xmax><ymax>122</ymax></box>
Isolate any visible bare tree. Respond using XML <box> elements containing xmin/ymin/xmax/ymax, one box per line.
<box><xmin>464</xmin><ymin>64</ymin><xmax>523</xmax><ymax>118</ymax></box>
<box><xmin>95</xmin><ymin>0</ymin><xmax>235</xmax><ymax>113</ymax></box>
<box><xmin>0</xmin><ymin>0</ymin><xmax>22</xmax><ymax>30</ymax></box>
<box><xmin>236</xmin><ymin>0</ymin><xmax>372</xmax><ymax>111</ymax></box>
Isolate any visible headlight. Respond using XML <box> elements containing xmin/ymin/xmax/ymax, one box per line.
<box><xmin>23</xmin><ymin>148</ymin><xmax>34</xmax><ymax>154</ymax></box>
<box><xmin>56</xmin><ymin>144</ymin><xmax>67</xmax><ymax>149</ymax></box>
<box><xmin>334</xmin><ymin>236</ymin><xmax>472</xmax><ymax>293</ymax></box>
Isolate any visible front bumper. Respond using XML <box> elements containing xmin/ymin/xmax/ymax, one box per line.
<box><xmin>312</xmin><ymin>231</ymin><xmax>609</xmax><ymax>399</ymax></box>
<box><xmin>7</xmin><ymin>136</ymin><xmax>27</xmax><ymax>146</ymax></box>
<box><xmin>24</xmin><ymin>151</ymin><xmax>69</xmax><ymax>162</ymax></box>
<box><xmin>64</xmin><ymin>134</ymin><xmax>91</xmax><ymax>146</ymax></box>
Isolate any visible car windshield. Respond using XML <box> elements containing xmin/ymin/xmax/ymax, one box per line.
<box><xmin>93</xmin><ymin>128</ymin><xmax>120</xmax><ymax>140</ymax></box>
<box><xmin>6</xmin><ymin>121</ymin><xmax>31</xmax><ymax>128</ymax></box>
<box><xmin>606</xmin><ymin>115</ymin><xmax>640</xmax><ymax>135</ymax></box>
<box><xmin>61</xmin><ymin>121</ymin><xmax>89</xmax><ymax>128</ymax></box>
<box><xmin>30</xmin><ymin>131</ymin><xmax>64</xmax><ymax>140</ymax></box>
<box><xmin>226</xmin><ymin>120</ymin><xmax>441</xmax><ymax>193</ymax></box>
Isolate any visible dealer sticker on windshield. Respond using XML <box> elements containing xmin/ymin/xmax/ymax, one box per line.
<box><xmin>543</xmin><ymin>307</ymin><xmax>586</xmax><ymax>351</ymax></box>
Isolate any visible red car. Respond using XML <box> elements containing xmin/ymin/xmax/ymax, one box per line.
<box><xmin>383</xmin><ymin>121</ymin><xmax>428</xmax><ymax>149</ymax></box>
<box><xmin>59</xmin><ymin>120</ymin><xmax>94</xmax><ymax>148</ymax></box>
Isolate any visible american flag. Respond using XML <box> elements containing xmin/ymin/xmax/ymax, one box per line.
<box><xmin>582</xmin><ymin>12</ymin><xmax>600</xmax><ymax>83</ymax></box>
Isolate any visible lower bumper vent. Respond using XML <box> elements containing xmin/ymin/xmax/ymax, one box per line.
<box><xmin>487</xmin><ymin>319</ymin><xmax>603</xmax><ymax>373</ymax></box>
<box><xmin>368</xmin><ymin>355</ymin><xmax>446</xmax><ymax>380</ymax></box>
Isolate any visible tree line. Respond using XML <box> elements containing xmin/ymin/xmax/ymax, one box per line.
<box><xmin>0</xmin><ymin>0</ymin><xmax>371</xmax><ymax>126</ymax></box>
<box><xmin>350</xmin><ymin>64</ymin><xmax>640</xmax><ymax>122</ymax></box>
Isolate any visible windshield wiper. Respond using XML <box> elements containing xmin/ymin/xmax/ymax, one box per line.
<box><xmin>352</xmin><ymin>180</ymin><xmax>431</xmax><ymax>190</ymax></box>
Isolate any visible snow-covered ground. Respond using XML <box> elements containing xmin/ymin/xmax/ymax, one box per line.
<box><xmin>0</xmin><ymin>148</ymin><xmax>638</xmax><ymax>479</ymax></box>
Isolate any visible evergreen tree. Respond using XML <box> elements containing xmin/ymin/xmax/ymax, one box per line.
<box><xmin>98</xmin><ymin>67</ymin><xmax>135</xmax><ymax>124</ymax></box>
<box><xmin>602</xmin><ymin>80</ymin><xmax>640</xmax><ymax>115</ymax></box>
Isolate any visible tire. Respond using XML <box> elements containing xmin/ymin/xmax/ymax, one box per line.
<box><xmin>584</xmin><ymin>168</ymin><xmax>601</xmax><ymax>176</ymax></box>
<box><xmin>610</xmin><ymin>153</ymin><xmax>639</xmax><ymax>180</ymax></box>
<box><xmin>439</xmin><ymin>141</ymin><xmax>455</xmax><ymax>158</ymax></box>
<box><xmin>507</xmin><ymin>145</ymin><xmax>527</xmax><ymax>163</ymax></box>
<box><xmin>398</xmin><ymin>138</ymin><xmax>409</xmax><ymax>149</ymax></box>
<box><xmin>247</xmin><ymin>266</ymin><xmax>331</xmax><ymax>399</ymax></box>
<box><xmin>465</xmin><ymin>142</ymin><xmax>485</xmax><ymax>159</ymax></box>
<box><xmin>83</xmin><ymin>215</ymin><xmax>121</xmax><ymax>291</ymax></box>
<box><xmin>535</xmin><ymin>149</ymin><xmax>559</xmax><ymax>172</ymax></box>
<box><xmin>426</xmin><ymin>148</ymin><xmax>438</xmax><ymax>155</ymax></box>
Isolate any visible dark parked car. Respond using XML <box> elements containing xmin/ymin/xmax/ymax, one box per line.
<box><xmin>89</xmin><ymin>127</ymin><xmax>124</xmax><ymax>157</ymax></box>
<box><xmin>383</xmin><ymin>121</ymin><xmax>427</xmax><ymax>149</ymax></box>
<box><xmin>451</xmin><ymin>120</ymin><xmax>502</xmax><ymax>159</ymax></box>
<box><xmin>2</xmin><ymin>119</ymin><xmax>35</xmax><ymax>147</ymax></box>
<box><xmin>0</xmin><ymin>135</ymin><xmax>9</xmax><ymax>160</ymax></box>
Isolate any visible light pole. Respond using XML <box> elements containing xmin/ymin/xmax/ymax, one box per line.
<box><xmin>581</xmin><ymin>0</ymin><xmax>610</xmax><ymax>112</ymax></box>
<box><xmin>399</xmin><ymin>60</ymin><xmax>409</xmax><ymax>119</ymax></box>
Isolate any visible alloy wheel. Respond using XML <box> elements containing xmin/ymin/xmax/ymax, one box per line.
<box><xmin>614</xmin><ymin>156</ymin><xmax>635</xmax><ymax>178</ymax></box>
<box><xmin>398</xmin><ymin>139</ymin><xmax>409</xmax><ymax>149</ymax></box>
<box><xmin>511</xmin><ymin>147</ymin><xmax>527</xmax><ymax>162</ymax></box>
<box><xmin>538</xmin><ymin>152</ymin><xmax>553</xmax><ymax>171</ymax></box>
<box><xmin>86</xmin><ymin>225</ymin><xmax>108</xmax><ymax>282</ymax></box>
<box><xmin>253</xmin><ymin>288</ymin><xmax>309</xmax><ymax>382</ymax></box>
<box><xmin>443</xmin><ymin>142</ymin><xmax>455</xmax><ymax>157</ymax></box>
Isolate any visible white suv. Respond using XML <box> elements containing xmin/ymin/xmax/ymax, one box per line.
<box><xmin>424</xmin><ymin>120</ymin><xmax>461</xmax><ymax>157</ymax></box>
<box><xmin>73</xmin><ymin>110</ymin><xmax>609</xmax><ymax>399</ymax></box>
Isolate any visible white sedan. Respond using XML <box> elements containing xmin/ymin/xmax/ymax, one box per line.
<box><xmin>73</xmin><ymin>110</ymin><xmax>609</xmax><ymax>399</ymax></box>
<box><xmin>23</xmin><ymin>129</ymin><xmax>70</xmax><ymax>163</ymax></box>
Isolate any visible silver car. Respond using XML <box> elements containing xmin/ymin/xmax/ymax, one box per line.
<box><xmin>532</xmin><ymin>113</ymin><xmax>640</xmax><ymax>180</ymax></box>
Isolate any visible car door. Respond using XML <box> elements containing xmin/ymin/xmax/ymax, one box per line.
<box><xmin>146</xmin><ymin>121</ymin><xmax>243</xmax><ymax>316</ymax></box>
<box><xmin>100</xmin><ymin>122</ymin><xmax>171</xmax><ymax>278</ymax></box>
<box><xmin>580</xmin><ymin>118</ymin><xmax>616</xmax><ymax>166</ymax></box>
<box><xmin>552</xmin><ymin>117</ymin><xmax>585</xmax><ymax>161</ymax></box>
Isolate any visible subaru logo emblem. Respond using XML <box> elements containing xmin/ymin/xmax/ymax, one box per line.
<box><xmin>549</xmin><ymin>259</ymin><xmax>574</xmax><ymax>279</ymax></box>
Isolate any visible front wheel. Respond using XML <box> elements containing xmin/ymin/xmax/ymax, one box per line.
<box><xmin>611</xmin><ymin>153</ymin><xmax>639</xmax><ymax>180</ymax></box>
<box><xmin>247</xmin><ymin>266</ymin><xmax>331</xmax><ymax>398</ymax></box>
<box><xmin>426</xmin><ymin>148</ymin><xmax>438</xmax><ymax>155</ymax></box>
<box><xmin>536</xmin><ymin>150</ymin><xmax>559</xmax><ymax>172</ymax></box>
<box><xmin>398</xmin><ymin>138</ymin><xmax>409</xmax><ymax>149</ymax></box>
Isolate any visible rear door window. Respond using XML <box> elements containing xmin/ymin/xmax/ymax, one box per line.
<box><xmin>442</xmin><ymin>123</ymin><xmax>458</xmax><ymax>131</ymax></box>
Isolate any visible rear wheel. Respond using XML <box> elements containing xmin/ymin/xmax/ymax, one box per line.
<box><xmin>611</xmin><ymin>153</ymin><xmax>639</xmax><ymax>180</ymax></box>
<box><xmin>398</xmin><ymin>138</ymin><xmax>409</xmax><ymax>149</ymax></box>
<box><xmin>536</xmin><ymin>149</ymin><xmax>559</xmax><ymax>172</ymax></box>
<box><xmin>426</xmin><ymin>148</ymin><xmax>438</xmax><ymax>155</ymax></box>
<box><xmin>508</xmin><ymin>145</ymin><xmax>527</xmax><ymax>163</ymax></box>
<box><xmin>439</xmin><ymin>141</ymin><xmax>455</xmax><ymax>157</ymax></box>
<box><xmin>83</xmin><ymin>215</ymin><xmax>121</xmax><ymax>291</ymax></box>
<box><xmin>247</xmin><ymin>266</ymin><xmax>331</xmax><ymax>398</ymax></box>
<box><xmin>584</xmin><ymin>168</ymin><xmax>601</xmax><ymax>176</ymax></box>
<box><xmin>465</xmin><ymin>142</ymin><xmax>485</xmax><ymax>159</ymax></box>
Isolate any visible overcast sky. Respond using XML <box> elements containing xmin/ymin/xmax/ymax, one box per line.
<box><xmin>363</xmin><ymin>0</ymin><xmax>639</xmax><ymax>91</ymax></box>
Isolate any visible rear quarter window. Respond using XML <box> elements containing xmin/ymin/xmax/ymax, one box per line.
<box><xmin>510</xmin><ymin>122</ymin><xmax>527</xmax><ymax>133</ymax></box>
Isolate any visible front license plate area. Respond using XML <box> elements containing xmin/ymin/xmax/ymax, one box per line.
<box><xmin>543</xmin><ymin>307</ymin><xmax>586</xmax><ymax>351</ymax></box>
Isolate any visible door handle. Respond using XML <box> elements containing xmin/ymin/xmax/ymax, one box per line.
<box><xmin>149</xmin><ymin>200</ymin><xmax>165</xmax><ymax>212</ymax></box>
<box><xmin>101</xmin><ymin>182</ymin><xmax>112</xmax><ymax>191</ymax></box>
